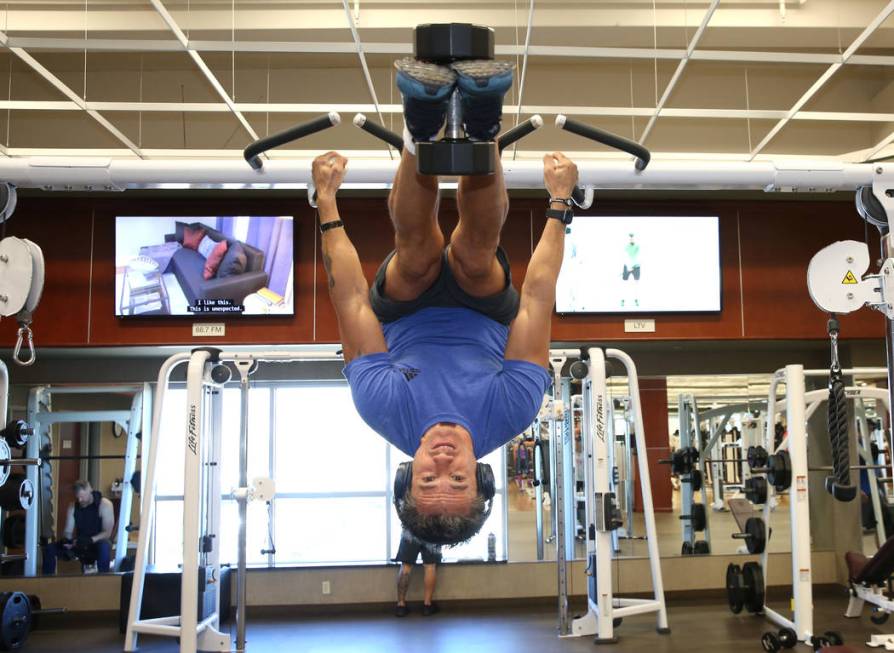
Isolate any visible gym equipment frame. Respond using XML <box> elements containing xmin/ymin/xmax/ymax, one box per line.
<box><xmin>23</xmin><ymin>383</ymin><xmax>150</xmax><ymax>576</ymax></box>
<box><xmin>758</xmin><ymin>365</ymin><xmax>889</xmax><ymax>644</ymax></box>
<box><xmin>124</xmin><ymin>348</ymin><xmax>337</xmax><ymax>653</ymax></box>
<box><xmin>551</xmin><ymin>347</ymin><xmax>668</xmax><ymax>642</ymax></box>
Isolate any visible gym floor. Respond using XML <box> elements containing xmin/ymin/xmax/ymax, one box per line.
<box><xmin>23</xmin><ymin>593</ymin><xmax>889</xmax><ymax>652</ymax></box>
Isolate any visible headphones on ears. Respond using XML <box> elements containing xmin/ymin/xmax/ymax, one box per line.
<box><xmin>393</xmin><ymin>461</ymin><xmax>496</xmax><ymax>510</ymax></box>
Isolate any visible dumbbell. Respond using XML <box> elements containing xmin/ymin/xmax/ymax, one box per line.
<box><xmin>761</xmin><ymin>627</ymin><xmax>798</xmax><ymax>652</ymax></box>
<box><xmin>871</xmin><ymin>608</ymin><xmax>890</xmax><ymax>624</ymax></box>
<box><xmin>809</xmin><ymin>631</ymin><xmax>844</xmax><ymax>650</ymax></box>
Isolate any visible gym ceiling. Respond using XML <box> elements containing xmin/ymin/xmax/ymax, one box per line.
<box><xmin>0</xmin><ymin>0</ymin><xmax>890</xmax><ymax>161</ymax></box>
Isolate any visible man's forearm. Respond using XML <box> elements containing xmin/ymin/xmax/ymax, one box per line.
<box><xmin>522</xmin><ymin>216</ymin><xmax>566</xmax><ymax>299</ymax></box>
<box><xmin>318</xmin><ymin>196</ymin><xmax>370</xmax><ymax>303</ymax></box>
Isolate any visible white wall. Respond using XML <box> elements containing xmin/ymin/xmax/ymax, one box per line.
<box><xmin>115</xmin><ymin>216</ymin><xmax>217</xmax><ymax>266</ymax></box>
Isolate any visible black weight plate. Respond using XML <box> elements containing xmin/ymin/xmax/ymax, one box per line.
<box><xmin>871</xmin><ymin>610</ymin><xmax>890</xmax><ymax>625</ymax></box>
<box><xmin>691</xmin><ymin>503</ymin><xmax>707</xmax><ymax>532</ymax></box>
<box><xmin>748</xmin><ymin>446</ymin><xmax>769</xmax><ymax>470</ymax></box>
<box><xmin>778</xmin><ymin>627</ymin><xmax>797</xmax><ymax>649</ymax></box>
<box><xmin>726</xmin><ymin>563</ymin><xmax>744</xmax><ymax>614</ymax></box>
<box><xmin>414</xmin><ymin>23</ymin><xmax>495</xmax><ymax>62</ymax></box>
<box><xmin>694</xmin><ymin>540</ymin><xmax>710</xmax><ymax>555</ymax></box>
<box><xmin>0</xmin><ymin>591</ymin><xmax>31</xmax><ymax>650</ymax></box>
<box><xmin>769</xmin><ymin>451</ymin><xmax>792</xmax><ymax>492</ymax></box>
<box><xmin>690</xmin><ymin>470</ymin><xmax>703</xmax><ymax>492</ymax></box>
<box><xmin>761</xmin><ymin>632</ymin><xmax>781</xmax><ymax>653</ymax></box>
<box><xmin>0</xmin><ymin>477</ymin><xmax>31</xmax><ymax>512</ymax></box>
<box><xmin>742</xmin><ymin>561</ymin><xmax>765</xmax><ymax>614</ymax></box>
<box><xmin>1</xmin><ymin>515</ymin><xmax>24</xmax><ymax>549</ymax></box>
<box><xmin>745</xmin><ymin>477</ymin><xmax>768</xmax><ymax>504</ymax></box>
<box><xmin>2</xmin><ymin>422</ymin><xmax>29</xmax><ymax>449</ymax></box>
<box><xmin>130</xmin><ymin>471</ymin><xmax>141</xmax><ymax>495</ymax></box>
<box><xmin>745</xmin><ymin>517</ymin><xmax>767</xmax><ymax>555</ymax></box>
<box><xmin>26</xmin><ymin>596</ymin><xmax>38</xmax><ymax>632</ymax></box>
<box><xmin>681</xmin><ymin>541</ymin><xmax>694</xmax><ymax>555</ymax></box>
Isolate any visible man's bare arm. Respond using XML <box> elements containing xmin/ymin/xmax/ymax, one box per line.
<box><xmin>504</xmin><ymin>218</ymin><xmax>566</xmax><ymax>366</ymax></box>
<box><xmin>94</xmin><ymin>499</ymin><xmax>115</xmax><ymax>543</ymax></box>
<box><xmin>63</xmin><ymin>504</ymin><xmax>75</xmax><ymax>540</ymax></box>
<box><xmin>505</xmin><ymin>152</ymin><xmax>577</xmax><ymax>366</ymax></box>
<box><xmin>314</xmin><ymin>152</ymin><xmax>387</xmax><ymax>363</ymax></box>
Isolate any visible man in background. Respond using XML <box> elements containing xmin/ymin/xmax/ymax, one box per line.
<box><xmin>394</xmin><ymin>527</ymin><xmax>441</xmax><ymax>617</ymax></box>
<box><xmin>42</xmin><ymin>480</ymin><xmax>115</xmax><ymax>575</ymax></box>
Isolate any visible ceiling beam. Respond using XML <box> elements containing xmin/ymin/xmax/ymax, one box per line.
<box><xmin>0</xmin><ymin>31</ymin><xmax>143</xmax><ymax>157</ymax></box>
<box><xmin>639</xmin><ymin>0</ymin><xmax>719</xmax><ymax>145</ymax></box>
<box><xmin>5</xmin><ymin>99</ymin><xmax>894</xmax><ymax>125</ymax></box>
<box><xmin>148</xmin><ymin>0</ymin><xmax>260</xmax><ymax>145</ymax></box>
<box><xmin>340</xmin><ymin>0</ymin><xmax>391</xmax><ymax>158</ymax></box>
<box><xmin>10</xmin><ymin>36</ymin><xmax>894</xmax><ymax>68</ymax></box>
<box><xmin>748</xmin><ymin>0</ymin><xmax>894</xmax><ymax>161</ymax></box>
<box><xmin>512</xmin><ymin>0</ymin><xmax>536</xmax><ymax>143</ymax></box>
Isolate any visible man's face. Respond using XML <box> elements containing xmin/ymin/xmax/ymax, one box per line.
<box><xmin>411</xmin><ymin>423</ymin><xmax>478</xmax><ymax>516</ymax></box>
<box><xmin>75</xmin><ymin>489</ymin><xmax>92</xmax><ymax>508</ymax></box>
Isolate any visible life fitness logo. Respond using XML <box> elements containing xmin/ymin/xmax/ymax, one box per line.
<box><xmin>187</xmin><ymin>404</ymin><xmax>199</xmax><ymax>455</ymax></box>
<box><xmin>595</xmin><ymin>395</ymin><xmax>605</xmax><ymax>443</ymax></box>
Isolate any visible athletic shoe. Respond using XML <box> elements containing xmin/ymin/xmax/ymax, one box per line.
<box><xmin>394</xmin><ymin>57</ymin><xmax>457</xmax><ymax>141</ymax></box>
<box><xmin>451</xmin><ymin>60</ymin><xmax>514</xmax><ymax>141</ymax></box>
<box><xmin>422</xmin><ymin>602</ymin><xmax>440</xmax><ymax>616</ymax></box>
<box><xmin>394</xmin><ymin>603</ymin><xmax>410</xmax><ymax>617</ymax></box>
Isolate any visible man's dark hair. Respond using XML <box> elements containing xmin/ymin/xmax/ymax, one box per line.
<box><xmin>72</xmin><ymin>479</ymin><xmax>91</xmax><ymax>493</ymax></box>
<box><xmin>396</xmin><ymin>493</ymin><xmax>488</xmax><ymax>546</ymax></box>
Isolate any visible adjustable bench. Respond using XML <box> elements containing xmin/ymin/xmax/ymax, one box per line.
<box><xmin>845</xmin><ymin>537</ymin><xmax>894</xmax><ymax>649</ymax></box>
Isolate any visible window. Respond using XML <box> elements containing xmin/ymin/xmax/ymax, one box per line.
<box><xmin>151</xmin><ymin>381</ymin><xmax>508</xmax><ymax>567</ymax></box>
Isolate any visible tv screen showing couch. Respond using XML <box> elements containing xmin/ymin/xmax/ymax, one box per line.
<box><xmin>115</xmin><ymin>216</ymin><xmax>295</xmax><ymax>317</ymax></box>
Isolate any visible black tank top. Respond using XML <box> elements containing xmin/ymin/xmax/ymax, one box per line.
<box><xmin>74</xmin><ymin>491</ymin><xmax>103</xmax><ymax>538</ymax></box>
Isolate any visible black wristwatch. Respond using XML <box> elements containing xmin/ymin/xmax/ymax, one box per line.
<box><xmin>546</xmin><ymin>207</ymin><xmax>574</xmax><ymax>225</ymax></box>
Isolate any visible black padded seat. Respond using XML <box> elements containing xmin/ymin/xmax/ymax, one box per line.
<box><xmin>848</xmin><ymin>536</ymin><xmax>894</xmax><ymax>585</ymax></box>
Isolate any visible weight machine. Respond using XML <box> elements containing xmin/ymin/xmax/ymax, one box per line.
<box><xmin>550</xmin><ymin>347</ymin><xmax>668</xmax><ymax>643</ymax></box>
<box><xmin>125</xmin><ymin>348</ymin><xmax>337</xmax><ymax>653</ymax></box>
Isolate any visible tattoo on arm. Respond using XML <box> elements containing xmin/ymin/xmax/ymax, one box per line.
<box><xmin>322</xmin><ymin>251</ymin><xmax>335</xmax><ymax>289</ymax></box>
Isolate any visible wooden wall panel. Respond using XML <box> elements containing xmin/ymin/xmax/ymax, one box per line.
<box><xmin>547</xmin><ymin>202</ymin><xmax>743</xmax><ymax>341</ymax></box>
<box><xmin>739</xmin><ymin>200</ymin><xmax>885</xmax><ymax>339</ymax></box>
<box><xmin>636</xmin><ymin>377</ymin><xmax>673</xmax><ymax>513</ymax></box>
<box><xmin>0</xmin><ymin>197</ymin><xmax>93</xmax><ymax>345</ymax></box>
<box><xmin>87</xmin><ymin>198</ymin><xmax>313</xmax><ymax>345</ymax></box>
<box><xmin>1</xmin><ymin>194</ymin><xmax>883</xmax><ymax>348</ymax></box>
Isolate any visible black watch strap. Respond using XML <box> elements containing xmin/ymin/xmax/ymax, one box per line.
<box><xmin>320</xmin><ymin>219</ymin><xmax>344</xmax><ymax>234</ymax></box>
<box><xmin>545</xmin><ymin>208</ymin><xmax>573</xmax><ymax>225</ymax></box>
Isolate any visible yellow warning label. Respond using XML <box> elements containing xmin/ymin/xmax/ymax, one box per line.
<box><xmin>842</xmin><ymin>270</ymin><xmax>859</xmax><ymax>285</ymax></box>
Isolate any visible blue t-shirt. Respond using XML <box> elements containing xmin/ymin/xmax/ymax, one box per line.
<box><xmin>344</xmin><ymin>306</ymin><xmax>551</xmax><ymax>458</ymax></box>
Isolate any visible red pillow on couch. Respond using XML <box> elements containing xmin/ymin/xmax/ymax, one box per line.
<box><xmin>183</xmin><ymin>225</ymin><xmax>206</xmax><ymax>250</ymax></box>
<box><xmin>203</xmin><ymin>240</ymin><xmax>229</xmax><ymax>280</ymax></box>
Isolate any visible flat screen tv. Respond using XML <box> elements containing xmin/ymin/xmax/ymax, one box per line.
<box><xmin>555</xmin><ymin>215</ymin><xmax>721</xmax><ymax>314</ymax></box>
<box><xmin>115</xmin><ymin>216</ymin><xmax>294</xmax><ymax>317</ymax></box>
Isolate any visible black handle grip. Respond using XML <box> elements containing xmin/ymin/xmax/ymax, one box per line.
<box><xmin>352</xmin><ymin>114</ymin><xmax>403</xmax><ymax>152</ymax></box>
<box><xmin>244</xmin><ymin>112</ymin><xmax>341</xmax><ymax>170</ymax></box>
<box><xmin>555</xmin><ymin>115</ymin><xmax>651</xmax><ymax>171</ymax></box>
<box><xmin>498</xmin><ymin>115</ymin><xmax>543</xmax><ymax>152</ymax></box>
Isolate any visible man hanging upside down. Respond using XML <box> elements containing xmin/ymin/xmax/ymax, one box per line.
<box><xmin>313</xmin><ymin>56</ymin><xmax>578</xmax><ymax>545</ymax></box>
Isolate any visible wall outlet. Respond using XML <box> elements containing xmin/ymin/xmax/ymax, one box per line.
<box><xmin>322</xmin><ymin>580</ymin><xmax>331</xmax><ymax>595</ymax></box>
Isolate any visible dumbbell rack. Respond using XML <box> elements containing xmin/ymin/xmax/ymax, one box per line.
<box><xmin>754</xmin><ymin>365</ymin><xmax>891</xmax><ymax>645</ymax></box>
<box><xmin>552</xmin><ymin>347</ymin><xmax>668</xmax><ymax>643</ymax></box>
<box><xmin>678</xmin><ymin>394</ymin><xmax>711</xmax><ymax>554</ymax></box>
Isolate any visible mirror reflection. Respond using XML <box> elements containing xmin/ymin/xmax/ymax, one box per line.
<box><xmin>2</xmin><ymin>384</ymin><xmax>146</xmax><ymax>577</ymax></box>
